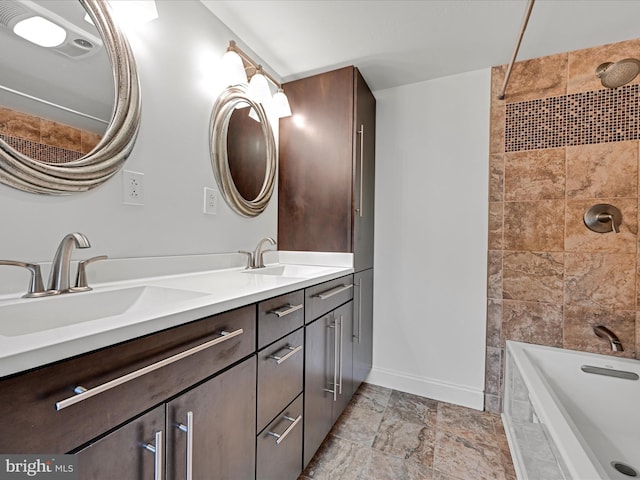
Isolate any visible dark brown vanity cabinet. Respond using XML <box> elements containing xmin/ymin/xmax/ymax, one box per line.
<box><xmin>0</xmin><ymin>305</ymin><xmax>257</xmax><ymax>480</ymax></box>
<box><xmin>1</xmin><ymin>274</ymin><xmax>365</xmax><ymax>479</ymax></box>
<box><xmin>303</xmin><ymin>278</ymin><xmax>355</xmax><ymax>467</ymax></box>
<box><xmin>77</xmin><ymin>356</ymin><xmax>256</xmax><ymax>480</ymax></box>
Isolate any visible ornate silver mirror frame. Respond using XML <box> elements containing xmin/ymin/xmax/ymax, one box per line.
<box><xmin>209</xmin><ymin>84</ymin><xmax>276</xmax><ymax>217</ymax></box>
<box><xmin>0</xmin><ymin>0</ymin><xmax>141</xmax><ymax>194</ymax></box>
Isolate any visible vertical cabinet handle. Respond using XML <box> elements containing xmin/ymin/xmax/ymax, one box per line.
<box><xmin>177</xmin><ymin>411</ymin><xmax>194</xmax><ymax>480</ymax></box>
<box><xmin>331</xmin><ymin>319</ymin><xmax>339</xmax><ymax>402</ymax></box>
<box><xmin>323</xmin><ymin>321</ymin><xmax>338</xmax><ymax>401</ymax></box>
<box><xmin>267</xmin><ymin>415</ymin><xmax>302</xmax><ymax>445</ymax></box>
<box><xmin>354</xmin><ymin>281</ymin><xmax>362</xmax><ymax>344</ymax></box>
<box><xmin>143</xmin><ymin>430</ymin><xmax>163</xmax><ymax>480</ymax></box>
<box><xmin>338</xmin><ymin>315</ymin><xmax>343</xmax><ymax>395</ymax></box>
<box><xmin>356</xmin><ymin>124</ymin><xmax>364</xmax><ymax>217</ymax></box>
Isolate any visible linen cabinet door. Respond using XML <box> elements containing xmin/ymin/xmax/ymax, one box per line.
<box><xmin>303</xmin><ymin>314</ymin><xmax>335</xmax><ymax>467</ymax></box>
<box><xmin>76</xmin><ymin>405</ymin><xmax>165</xmax><ymax>480</ymax></box>
<box><xmin>353</xmin><ymin>268</ymin><xmax>374</xmax><ymax>390</ymax></box>
<box><xmin>166</xmin><ymin>356</ymin><xmax>256</xmax><ymax>480</ymax></box>
<box><xmin>352</xmin><ymin>68</ymin><xmax>376</xmax><ymax>272</ymax></box>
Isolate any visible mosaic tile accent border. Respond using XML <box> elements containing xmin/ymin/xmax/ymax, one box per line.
<box><xmin>505</xmin><ymin>84</ymin><xmax>640</xmax><ymax>152</ymax></box>
<box><xmin>0</xmin><ymin>134</ymin><xmax>83</xmax><ymax>164</ymax></box>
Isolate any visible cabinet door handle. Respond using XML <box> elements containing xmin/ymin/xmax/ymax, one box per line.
<box><xmin>268</xmin><ymin>344</ymin><xmax>303</xmax><ymax>365</ymax></box>
<box><xmin>337</xmin><ymin>316</ymin><xmax>343</xmax><ymax>395</ymax></box>
<box><xmin>315</xmin><ymin>283</ymin><xmax>353</xmax><ymax>300</ymax></box>
<box><xmin>356</xmin><ymin>124</ymin><xmax>364</xmax><ymax>217</ymax></box>
<box><xmin>323</xmin><ymin>320</ymin><xmax>339</xmax><ymax>402</ymax></box>
<box><xmin>177</xmin><ymin>411</ymin><xmax>194</xmax><ymax>480</ymax></box>
<box><xmin>143</xmin><ymin>430</ymin><xmax>164</xmax><ymax>480</ymax></box>
<box><xmin>268</xmin><ymin>303</ymin><xmax>303</xmax><ymax>317</ymax></box>
<box><xmin>55</xmin><ymin>328</ymin><xmax>244</xmax><ymax>411</ymax></box>
<box><xmin>267</xmin><ymin>415</ymin><xmax>302</xmax><ymax>445</ymax></box>
<box><xmin>354</xmin><ymin>280</ymin><xmax>362</xmax><ymax>344</ymax></box>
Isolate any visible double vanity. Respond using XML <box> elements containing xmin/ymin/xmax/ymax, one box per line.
<box><xmin>0</xmin><ymin>250</ymin><xmax>370</xmax><ymax>479</ymax></box>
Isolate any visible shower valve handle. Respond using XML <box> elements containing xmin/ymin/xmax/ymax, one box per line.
<box><xmin>597</xmin><ymin>213</ymin><xmax>619</xmax><ymax>233</ymax></box>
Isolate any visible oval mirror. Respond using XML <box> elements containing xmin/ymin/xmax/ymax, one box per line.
<box><xmin>0</xmin><ymin>0</ymin><xmax>141</xmax><ymax>194</ymax></box>
<box><xmin>209</xmin><ymin>85</ymin><xmax>276</xmax><ymax>217</ymax></box>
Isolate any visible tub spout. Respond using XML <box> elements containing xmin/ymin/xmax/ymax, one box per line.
<box><xmin>593</xmin><ymin>325</ymin><xmax>624</xmax><ymax>352</ymax></box>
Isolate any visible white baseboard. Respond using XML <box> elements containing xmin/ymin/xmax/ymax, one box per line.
<box><xmin>365</xmin><ymin>366</ymin><xmax>485</xmax><ymax>410</ymax></box>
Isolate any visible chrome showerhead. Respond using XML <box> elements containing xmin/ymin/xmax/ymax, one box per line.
<box><xmin>595</xmin><ymin>58</ymin><xmax>640</xmax><ymax>88</ymax></box>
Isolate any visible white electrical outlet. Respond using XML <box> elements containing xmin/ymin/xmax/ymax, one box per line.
<box><xmin>204</xmin><ymin>187</ymin><xmax>218</xmax><ymax>215</ymax></box>
<box><xmin>123</xmin><ymin>170</ymin><xmax>144</xmax><ymax>205</ymax></box>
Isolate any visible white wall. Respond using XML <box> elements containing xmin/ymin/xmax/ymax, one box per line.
<box><xmin>0</xmin><ymin>2</ymin><xmax>277</xmax><ymax>287</ymax></box>
<box><xmin>370</xmin><ymin>69</ymin><xmax>490</xmax><ymax>409</ymax></box>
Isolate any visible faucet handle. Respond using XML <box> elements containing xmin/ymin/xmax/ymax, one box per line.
<box><xmin>238</xmin><ymin>251</ymin><xmax>254</xmax><ymax>269</ymax></box>
<box><xmin>73</xmin><ymin>255</ymin><xmax>108</xmax><ymax>292</ymax></box>
<box><xmin>0</xmin><ymin>260</ymin><xmax>47</xmax><ymax>298</ymax></box>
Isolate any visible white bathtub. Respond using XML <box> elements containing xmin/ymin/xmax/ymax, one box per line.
<box><xmin>502</xmin><ymin>340</ymin><xmax>640</xmax><ymax>480</ymax></box>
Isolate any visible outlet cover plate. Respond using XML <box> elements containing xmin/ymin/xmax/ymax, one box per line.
<box><xmin>123</xmin><ymin>170</ymin><xmax>144</xmax><ymax>205</ymax></box>
<box><xmin>204</xmin><ymin>187</ymin><xmax>218</xmax><ymax>215</ymax></box>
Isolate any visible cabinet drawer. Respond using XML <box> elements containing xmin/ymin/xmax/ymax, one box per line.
<box><xmin>304</xmin><ymin>275</ymin><xmax>354</xmax><ymax>323</ymax></box>
<box><xmin>257</xmin><ymin>328</ymin><xmax>304</xmax><ymax>432</ymax></box>
<box><xmin>257</xmin><ymin>394</ymin><xmax>303</xmax><ymax>480</ymax></box>
<box><xmin>0</xmin><ymin>305</ymin><xmax>255</xmax><ymax>454</ymax></box>
<box><xmin>258</xmin><ymin>290</ymin><xmax>304</xmax><ymax>349</ymax></box>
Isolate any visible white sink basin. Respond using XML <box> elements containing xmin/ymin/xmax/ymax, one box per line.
<box><xmin>0</xmin><ymin>286</ymin><xmax>207</xmax><ymax>337</ymax></box>
<box><xmin>245</xmin><ymin>264</ymin><xmax>336</xmax><ymax>278</ymax></box>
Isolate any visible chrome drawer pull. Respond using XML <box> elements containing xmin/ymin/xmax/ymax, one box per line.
<box><xmin>55</xmin><ymin>328</ymin><xmax>244</xmax><ymax>411</ymax></box>
<box><xmin>177</xmin><ymin>411</ymin><xmax>194</xmax><ymax>480</ymax></box>
<box><xmin>268</xmin><ymin>344</ymin><xmax>303</xmax><ymax>365</ymax></box>
<box><xmin>268</xmin><ymin>303</ymin><xmax>303</xmax><ymax>318</ymax></box>
<box><xmin>143</xmin><ymin>430</ymin><xmax>164</xmax><ymax>480</ymax></box>
<box><xmin>267</xmin><ymin>415</ymin><xmax>302</xmax><ymax>445</ymax></box>
<box><xmin>315</xmin><ymin>284</ymin><xmax>354</xmax><ymax>300</ymax></box>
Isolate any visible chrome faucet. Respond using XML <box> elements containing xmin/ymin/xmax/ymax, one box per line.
<box><xmin>250</xmin><ymin>237</ymin><xmax>276</xmax><ymax>269</ymax></box>
<box><xmin>48</xmin><ymin>232</ymin><xmax>91</xmax><ymax>293</ymax></box>
<box><xmin>593</xmin><ymin>325</ymin><xmax>623</xmax><ymax>352</ymax></box>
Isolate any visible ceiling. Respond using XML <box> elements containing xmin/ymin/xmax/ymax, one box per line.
<box><xmin>200</xmin><ymin>0</ymin><xmax>640</xmax><ymax>92</ymax></box>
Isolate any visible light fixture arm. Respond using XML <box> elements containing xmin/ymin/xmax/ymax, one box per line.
<box><xmin>227</xmin><ymin>40</ymin><xmax>283</xmax><ymax>89</ymax></box>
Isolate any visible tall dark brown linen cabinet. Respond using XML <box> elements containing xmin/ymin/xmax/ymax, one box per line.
<box><xmin>278</xmin><ymin>65</ymin><xmax>376</xmax><ymax>467</ymax></box>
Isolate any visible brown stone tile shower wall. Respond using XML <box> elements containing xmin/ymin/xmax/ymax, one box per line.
<box><xmin>0</xmin><ymin>107</ymin><xmax>101</xmax><ymax>163</ymax></box>
<box><xmin>486</xmin><ymin>38</ymin><xmax>640</xmax><ymax>414</ymax></box>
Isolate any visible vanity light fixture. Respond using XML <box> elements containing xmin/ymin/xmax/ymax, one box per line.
<box><xmin>221</xmin><ymin>50</ymin><xmax>249</xmax><ymax>85</ymax></box>
<box><xmin>247</xmin><ymin>66</ymin><xmax>272</xmax><ymax>105</ymax></box>
<box><xmin>13</xmin><ymin>16</ymin><xmax>66</xmax><ymax>48</ymax></box>
<box><xmin>223</xmin><ymin>40</ymin><xmax>292</xmax><ymax>118</ymax></box>
<box><xmin>272</xmin><ymin>88</ymin><xmax>292</xmax><ymax>118</ymax></box>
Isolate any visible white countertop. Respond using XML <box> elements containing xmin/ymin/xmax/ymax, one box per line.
<box><xmin>0</xmin><ymin>251</ymin><xmax>353</xmax><ymax>377</ymax></box>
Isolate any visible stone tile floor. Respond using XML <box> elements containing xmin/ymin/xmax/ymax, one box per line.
<box><xmin>299</xmin><ymin>383</ymin><xmax>517</xmax><ymax>480</ymax></box>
